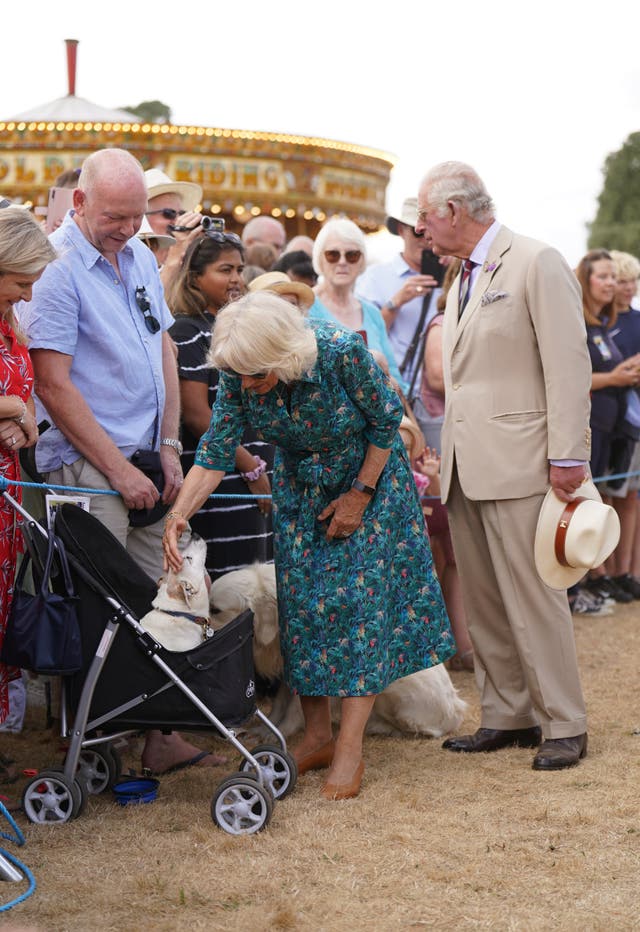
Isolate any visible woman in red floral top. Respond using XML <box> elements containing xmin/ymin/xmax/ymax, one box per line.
<box><xmin>0</xmin><ymin>208</ymin><xmax>56</xmax><ymax>770</ymax></box>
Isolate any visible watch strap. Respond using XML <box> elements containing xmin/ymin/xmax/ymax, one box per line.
<box><xmin>351</xmin><ymin>478</ymin><xmax>376</xmax><ymax>496</ymax></box>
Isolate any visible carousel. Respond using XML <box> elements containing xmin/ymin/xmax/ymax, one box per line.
<box><xmin>0</xmin><ymin>40</ymin><xmax>394</xmax><ymax>238</ymax></box>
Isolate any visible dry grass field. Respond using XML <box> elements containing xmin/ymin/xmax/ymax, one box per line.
<box><xmin>1</xmin><ymin>602</ymin><xmax>639</xmax><ymax>931</ymax></box>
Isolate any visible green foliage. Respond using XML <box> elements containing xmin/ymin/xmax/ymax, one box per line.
<box><xmin>120</xmin><ymin>100</ymin><xmax>172</xmax><ymax>123</ymax></box>
<box><xmin>588</xmin><ymin>131</ymin><xmax>640</xmax><ymax>257</ymax></box>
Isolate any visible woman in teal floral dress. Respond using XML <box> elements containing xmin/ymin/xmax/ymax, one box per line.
<box><xmin>163</xmin><ymin>292</ymin><xmax>453</xmax><ymax>800</ymax></box>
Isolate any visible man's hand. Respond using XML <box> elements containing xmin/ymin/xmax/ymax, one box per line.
<box><xmin>108</xmin><ymin>460</ymin><xmax>161</xmax><ymax>511</ymax></box>
<box><xmin>391</xmin><ymin>274</ymin><xmax>439</xmax><ymax>309</ymax></box>
<box><xmin>159</xmin><ymin>445</ymin><xmax>184</xmax><ymax>504</ymax></box>
<box><xmin>549</xmin><ymin>464</ymin><xmax>588</xmax><ymax>503</ymax></box>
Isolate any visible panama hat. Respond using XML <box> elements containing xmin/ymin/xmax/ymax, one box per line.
<box><xmin>398</xmin><ymin>415</ymin><xmax>426</xmax><ymax>462</ymax></box>
<box><xmin>386</xmin><ymin>197</ymin><xmax>418</xmax><ymax>236</ymax></box>
<box><xmin>136</xmin><ymin>214</ymin><xmax>176</xmax><ymax>250</ymax></box>
<box><xmin>144</xmin><ymin>168</ymin><xmax>202</xmax><ymax>212</ymax></box>
<box><xmin>534</xmin><ymin>478</ymin><xmax>620</xmax><ymax>590</ymax></box>
<box><xmin>248</xmin><ymin>271</ymin><xmax>315</xmax><ymax>311</ymax></box>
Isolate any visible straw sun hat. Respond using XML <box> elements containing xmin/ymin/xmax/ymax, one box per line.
<box><xmin>248</xmin><ymin>271</ymin><xmax>315</xmax><ymax>311</ymax></box>
<box><xmin>534</xmin><ymin>478</ymin><xmax>620</xmax><ymax>590</ymax></box>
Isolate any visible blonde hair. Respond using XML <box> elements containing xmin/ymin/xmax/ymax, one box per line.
<box><xmin>0</xmin><ymin>207</ymin><xmax>57</xmax><ymax>340</ymax></box>
<box><xmin>610</xmin><ymin>250</ymin><xmax>640</xmax><ymax>283</ymax></box>
<box><xmin>210</xmin><ymin>291</ymin><xmax>318</xmax><ymax>383</ymax></box>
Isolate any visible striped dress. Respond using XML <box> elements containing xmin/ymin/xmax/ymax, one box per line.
<box><xmin>169</xmin><ymin>311</ymin><xmax>274</xmax><ymax>579</ymax></box>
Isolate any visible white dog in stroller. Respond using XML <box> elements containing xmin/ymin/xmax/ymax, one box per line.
<box><xmin>209</xmin><ymin>563</ymin><xmax>467</xmax><ymax>738</ymax></box>
<box><xmin>140</xmin><ymin>535</ymin><xmax>212</xmax><ymax>652</ymax></box>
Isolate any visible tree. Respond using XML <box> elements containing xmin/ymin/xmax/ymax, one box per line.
<box><xmin>120</xmin><ymin>100</ymin><xmax>172</xmax><ymax>124</ymax></box>
<box><xmin>588</xmin><ymin>131</ymin><xmax>640</xmax><ymax>257</ymax></box>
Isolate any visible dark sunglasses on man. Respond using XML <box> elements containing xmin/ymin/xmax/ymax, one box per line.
<box><xmin>146</xmin><ymin>208</ymin><xmax>185</xmax><ymax>221</ymax></box>
<box><xmin>135</xmin><ymin>286</ymin><xmax>161</xmax><ymax>334</ymax></box>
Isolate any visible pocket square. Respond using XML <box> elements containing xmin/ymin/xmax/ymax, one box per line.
<box><xmin>481</xmin><ymin>290</ymin><xmax>509</xmax><ymax>307</ymax></box>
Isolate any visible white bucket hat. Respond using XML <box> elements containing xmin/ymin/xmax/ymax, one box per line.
<box><xmin>534</xmin><ymin>479</ymin><xmax>621</xmax><ymax>590</ymax></box>
<box><xmin>144</xmin><ymin>168</ymin><xmax>202</xmax><ymax>212</ymax></box>
<box><xmin>386</xmin><ymin>197</ymin><xmax>418</xmax><ymax>236</ymax></box>
<box><xmin>136</xmin><ymin>214</ymin><xmax>176</xmax><ymax>249</ymax></box>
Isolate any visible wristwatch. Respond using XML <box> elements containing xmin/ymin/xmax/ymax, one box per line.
<box><xmin>351</xmin><ymin>478</ymin><xmax>376</xmax><ymax>496</ymax></box>
<box><xmin>383</xmin><ymin>300</ymin><xmax>398</xmax><ymax>313</ymax></box>
<box><xmin>160</xmin><ymin>438</ymin><xmax>183</xmax><ymax>456</ymax></box>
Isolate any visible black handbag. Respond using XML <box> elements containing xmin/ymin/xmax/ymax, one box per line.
<box><xmin>0</xmin><ymin>524</ymin><xmax>82</xmax><ymax>676</ymax></box>
<box><xmin>128</xmin><ymin>449</ymin><xmax>170</xmax><ymax>528</ymax></box>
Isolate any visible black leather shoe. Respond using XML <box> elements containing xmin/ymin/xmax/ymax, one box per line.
<box><xmin>442</xmin><ymin>726</ymin><xmax>542</xmax><ymax>753</ymax></box>
<box><xmin>532</xmin><ymin>733</ymin><xmax>587</xmax><ymax>770</ymax></box>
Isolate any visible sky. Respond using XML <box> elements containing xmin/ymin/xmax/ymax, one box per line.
<box><xmin>2</xmin><ymin>0</ymin><xmax>639</xmax><ymax>266</ymax></box>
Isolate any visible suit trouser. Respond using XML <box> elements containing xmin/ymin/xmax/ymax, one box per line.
<box><xmin>447</xmin><ymin>468</ymin><xmax>587</xmax><ymax>739</ymax></box>
<box><xmin>46</xmin><ymin>458</ymin><xmax>165</xmax><ymax>584</ymax></box>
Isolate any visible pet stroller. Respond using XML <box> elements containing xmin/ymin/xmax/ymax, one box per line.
<box><xmin>4</xmin><ymin>493</ymin><xmax>297</xmax><ymax>835</ymax></box>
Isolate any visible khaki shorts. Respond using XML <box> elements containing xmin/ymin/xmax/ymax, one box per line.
<box><xmin>46</xmin><ymin>457</ymin><xmax>166</xmax><ymax>582</ymax></box>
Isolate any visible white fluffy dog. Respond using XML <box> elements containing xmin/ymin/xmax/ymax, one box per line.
<box><xmin>210</xmin><ymin>563</ymin><xmax>467</xmax><ymax>738</ymax></box>
<box><xmin>140</xmin><ymin>536</ymin><xmax>211</xmax><ymax>652</ymax></box>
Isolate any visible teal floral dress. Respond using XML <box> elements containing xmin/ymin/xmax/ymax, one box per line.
<box><xmin>196</xmin><ymin>323</ymin><xmax>454</xmax><ymax>696</ymax></box>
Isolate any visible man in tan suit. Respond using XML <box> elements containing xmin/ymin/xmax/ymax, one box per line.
<box><xmin>415</xmin><ymin>162</ymin><xmax>591</xmax><ymax>770</ymax></box>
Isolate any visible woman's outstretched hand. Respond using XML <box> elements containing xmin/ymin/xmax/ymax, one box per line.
<box><xmin>318</xmin><ymin>489</ymin><xmax>368</xmax><ymax>540</ymax></box>
<box><xmin>162</xmin><ymin>511</ymin><xmax>188</xmax><ymax>572</ymax></box>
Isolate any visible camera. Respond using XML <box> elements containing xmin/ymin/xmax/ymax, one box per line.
<box><xmin>169</xmin><ymin>216</ymin><xmax>226</xmax><ymax>234</ymax></box>
<box><xmin>200</xmin><ymin>216</ymin><xmax>225</xmax><ymax>232</ymax></box>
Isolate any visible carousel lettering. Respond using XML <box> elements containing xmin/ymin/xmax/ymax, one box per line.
<box><xmin>172</xmin><ymin>159</ymin><xmax>285</xmax><ymax>193</ymax></box>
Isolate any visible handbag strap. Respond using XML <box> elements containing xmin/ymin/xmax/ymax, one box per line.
<box><xmin>40</xmin><ymin>530</ymin><xmax>77</xmax><ymax>599</ymax></box>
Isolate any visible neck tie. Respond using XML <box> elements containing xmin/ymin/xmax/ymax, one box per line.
<box><xmin>458</xmin><ymin>258</ymin><xmax>475</xmax><ymax>316</ymax></box>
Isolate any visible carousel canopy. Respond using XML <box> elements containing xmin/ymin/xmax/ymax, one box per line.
<box><xmin>8</xmin><ymin>95</ymin><xmax>141</xmax><ymax>124</ymax></box>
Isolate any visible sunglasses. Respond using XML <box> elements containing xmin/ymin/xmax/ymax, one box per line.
<box><xmin>135</xmin><ymin>286</ymin><xmax>161</xmax><ymax>334</ymax></box>
<box><xmin>189</xmin><ymin>230</ymin><xmax>244</xmax><ymax>267</ymax></box>
<box><xmin>324</xmin><ymin>249</ymin><xmax>362</xmax><ymax>265</ymax></box>
<box><xmin>146</xmin><ymin>208</ymin><xmax>185</xmax><ymax>221</ymax></box>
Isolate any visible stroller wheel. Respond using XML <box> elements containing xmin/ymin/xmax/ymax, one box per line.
<box><xmin>211</xmin><ymin>772</ymin><xmax>273</xmax><ymax>835</ymax></box>
<box><xmin>76</xmin><ymin>744</ymin><xmax>122</xmax><ymax>795</ymax></box>
<box><xmin>22</xmin><ymin>769</ymin><xmax>83</xmax><ymax>824</ymax></box>
<box><xmin>239</xmin><ymin>744</ymin><xmax>298</xmax><ymax>800</ymax></box>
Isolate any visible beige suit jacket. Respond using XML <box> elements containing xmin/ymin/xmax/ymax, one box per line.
<box><xmin>440</xmin><ymin>226</ymin><xmax>592</xmax><ymax>503</ymax></box>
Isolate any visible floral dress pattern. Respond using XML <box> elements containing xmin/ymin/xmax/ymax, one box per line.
<box><xmin>196</xmin><ymin>322</ymin><xmax>454</xmax><ymax>696</ymax></box>
<box><xmin>0</xmin><ymin>319</ymin><xmax>33</xmax><ymax>723</ymax></box>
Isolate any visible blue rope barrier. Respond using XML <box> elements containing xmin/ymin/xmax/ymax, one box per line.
<box><xmin>0</xmin><ymin>801</ymin><xmax>36</xmax><ymax>911</ymax></box>
<box><xmin>2</xmin><ymin>469</ymin><xmax>640</xmax><ymax>503</ymax></box>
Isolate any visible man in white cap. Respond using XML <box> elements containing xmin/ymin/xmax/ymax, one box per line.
<box><xmin>356</xmin><ymin>197</ymin><xmax>445</xmax><ymax>388</ymax></box>
<box><xmin>144</xmin><ymin>168</ymin><xmax>203</xmax><ymax>291</ymax></box>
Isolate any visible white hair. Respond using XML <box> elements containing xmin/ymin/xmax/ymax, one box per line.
<box><xmin>312</xmin><ymin>217</ymin><xmax>367</xmax><ymax>274</ymax></box>
<box><xmin>421</xmin><ymin>161</ymin><xmax>495</xmax><ymax>223</ymax></box>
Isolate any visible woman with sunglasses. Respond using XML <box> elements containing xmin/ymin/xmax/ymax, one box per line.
<box><xmin>309</xmin><ymin>218</ymin><xmax>405</xmax><ymax>388</ymax></box>
<box><xmin>163</xmin><ymin>292</ymin><xmax>453</xmax><ymax>801</ymax></box>
<box><xmin>167</xmin><ymin>232</ymin><xmax>274</xmax><ymax>579</ymax></box>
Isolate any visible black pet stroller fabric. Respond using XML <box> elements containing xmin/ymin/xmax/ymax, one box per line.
<box><xmin>54</xmin><ymin>504</ymin><xmax>256</xmax><ymax>730</ymax></box>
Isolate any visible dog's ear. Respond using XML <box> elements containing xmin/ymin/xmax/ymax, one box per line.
<box><xmin>180</xmin><ymin>581</ymin><xmax>194</xmax><ymax>608</ymax></box>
